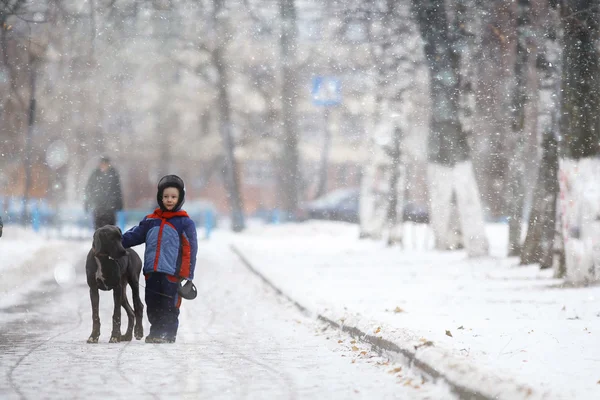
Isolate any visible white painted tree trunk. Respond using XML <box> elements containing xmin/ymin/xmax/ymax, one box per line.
<box><xmin>359</xmin><ymin>157</ymin><xmax>382</xmax><ymax>238</ymax></box>
<box><xmin>428</xmin><ymin>160</ymin><xmax>488</xmax><ymax>257</ymax></box>
<box><xmin>387</xmin><ymin>163</ymin><xmax>406</xmax><ymax>245</ymax></box>
<box><xmin>558</xmin><ymin>157</ymin><xmax>600</xmax><ymax>283</ymax></box>
<box><xmin>359</xmin><ymin>148</ymin><xmax>406</xmax><ymax>242</ymax></box>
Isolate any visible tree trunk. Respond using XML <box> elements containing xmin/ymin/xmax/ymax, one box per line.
<box><xmin>507</xmin><ymin>0</ymin><xmax>532</xmax><ymax>257</ymax></box>
<box><xmin>279</xmin><ymin>0</ymin><xmax>300</xmax><ymax>221</ymax></box>
<box><xmin>358</xmin><ymin>98</ymin><xmax>393</xmax><ymax>240</ymax></box>
<box><xmin>386</xmin><ymin>127</ymin><xmax>405</xmax><ymax>246</ymax></box>
<box><xmin>412</xmin><ymin>0</ymin><xmax>488</xmax><ymax>257</ymax></box>
<box><xmin>521</xmin><ymin>134</ymin><xmax>558</xmax><ymax>267</ymax></box>
<box><xmin>520</xmin><ymin>3</ymin><xmax>561</xmax><ymax>268</ymax></box>
<box><xmin>558</xmin><ymin>0</ymin><xmax>600</xmax><ymax>283</ymax></box>
<box><xmin>214</xmin><ymin>48</ymin><xmax>245</xmax><ymax>232</ymax></box>
<box><xmin>213</xmin><ymin>0</ymin><xmax>245</xmax><ymax>232</ymax></box>
<box><xmin>22</xmin><ymin>58</ymin><xmax>37</xmax><ymax>224</ymax></box>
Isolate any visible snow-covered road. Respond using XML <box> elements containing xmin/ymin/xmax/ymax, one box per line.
<box><xmin>0</xmin><ymin>234</ymin><xmax>451</xmax><ymax>399</ymax></box>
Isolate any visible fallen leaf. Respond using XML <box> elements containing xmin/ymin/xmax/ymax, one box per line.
<box><xmin>338</xmin><ymin>340</ymin><xmax>343</xmax><ymax>344</ymax></box>
<box><xmin>457</xmin><ymin>326</ymin><xmax>464</xmax><ymax>330</ymax></box>
<box><xmin>350</xmin><ymin>340</ymin><xmax>356</xmax><ymax>344</ymax></box>
<box><xmin>375</xmin><ymin>327</ymin><xmax>381</xmax><ymax>334</ymax></box>
<box><xmin>360</xmin><ymin>351</ymin><xmax>367</xmax><ymax>356</ymax></box>
<box><xmin>351</xmin><ymin>359</ymin><xmax>356</xmax><ymax>364</ymax></box>
<box><xmin>394</xmin><ymin>306</ymin><xmax>404</xmax><ymax>313</ymax></box>
<box><xmin>446</xmin><ymin>330</ymin><xmax>453</xmax><ymax>338</ymax></box>
<box><xmin>414</xmin><ymin>340</ymin><xmax>434</xmax><ymax>350</ymax></box>
<box><xmin>352</xmin><ymin>346</ymin><xmax>359</xmax><ymax>351</ymax></box>
<box><xmin>389</xmin><ymin>367</ymin><xmax>402</xmax><ymax>374</ymax></box>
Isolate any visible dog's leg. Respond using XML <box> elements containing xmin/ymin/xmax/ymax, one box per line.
<box><xmin>109</xmin><ymin>286</ymin><xmax>122</xmax><ymax>343</ymax></box>
<box><xmin>129</xmin><ymin>275</ymin><xmax>144</xmax><ymax>340</ymax></box>
<box><xmin>87</xmin><ymin>287</ymin><xmax>101</xmax><ymax>344</ymax></box>
<box><xmin>120</xmin><ymin>284</ymin><xmax>134</xmax><ymax>341</ymax></box>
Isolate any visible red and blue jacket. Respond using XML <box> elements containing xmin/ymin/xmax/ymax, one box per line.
<box><xmin>122</xmin><ymin>208</ymin><xmax>197</xmax><ymax>280</ymax></box>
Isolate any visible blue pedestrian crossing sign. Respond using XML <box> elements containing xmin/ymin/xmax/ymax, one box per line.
<box><xmin>311</xmin><ymin>76</ymin><xmax>341</xmax><ymax>106</ymax></box>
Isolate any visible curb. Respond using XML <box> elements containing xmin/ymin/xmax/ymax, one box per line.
<box><xmin>231</xmin><ymin>244</ymin><xmax>498</xmax><ymax>400</ymax></box>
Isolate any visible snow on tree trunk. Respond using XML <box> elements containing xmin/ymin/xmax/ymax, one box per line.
<box><xmin>558</xmin><ymin>158</ymin><xmax>600</xmax><ymax>283</ymax></box>
<box><xmin>358</xmin><ymin>122</ymin><xmax>394</xmax><ymax>241</ymax></box>
<box><xmin>359</xmin><ymin>102</ymin><xmax>384</xmax><ymax>239</ymax></box>
<box><xmin>428</xmin><ymin>161</ymin><xmax>488</xmax><ymax>256</ymax></box>
<box><xmin>359</xmin><ymin>154</ymin><xmax>382</xmax><ymax>239</ymax></box>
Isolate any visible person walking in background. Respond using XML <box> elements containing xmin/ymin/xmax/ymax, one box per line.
<box><xmin>121</xmin><ymin>175</ymin><xmax>197</xmax><ymax>343</ymax></box>
<box><xmin>84</xmin><ymin>156</ymin><xmax>124</xmax><ymax>230</ymax></box>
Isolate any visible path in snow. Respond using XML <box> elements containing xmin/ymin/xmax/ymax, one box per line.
<box><xmin>0</xmin><ymin>238</ymin><xmax>452</xmax><ymax>399</ymax></box>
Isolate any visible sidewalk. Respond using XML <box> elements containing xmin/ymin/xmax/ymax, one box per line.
<box><xmin>230</xmin><ymin>221</ymin><xmax>600</xmax><ymax>400</ymax></box>
<box><xmin>0</xmin><ymin>226</ymin><xmax>88</xmax><ymax>309</ymax></box>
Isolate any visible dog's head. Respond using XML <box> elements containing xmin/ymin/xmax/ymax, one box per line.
<box><xmin>92</xmin><ymin>225</ymin><xmax>127</xmax><ymax>260</ymax></box>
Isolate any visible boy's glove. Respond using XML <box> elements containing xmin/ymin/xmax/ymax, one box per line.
<box><xmin>177</xmin><ymin>280</ymin><xmax>197</xmax><ymax>300</ymax></box>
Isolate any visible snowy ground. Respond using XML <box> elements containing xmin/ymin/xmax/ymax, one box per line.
<box><xmin>231</xmin><ymin>221</ymin><xmax>600</xmax><ymax>400</ymax></box>
<box><xmin>0</xmin><ymin>225</ymin><xmax>452</xmax><ymax>399</ymax></box>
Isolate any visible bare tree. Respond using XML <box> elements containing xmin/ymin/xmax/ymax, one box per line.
<box><xmin>506</xmin><ymin>0</ymin><xmax>533</xmax><ymax>256</ymax></box>
<box><xmin>411</xmin><ymin>0</ymin><xmax>488</xmax><ymax>257</ymax></box>
<box><xmin>340</xmin><ymin>0</ymin><xmax>419</xmax><ymax>242</ymax></box>
<box><xmin>278</xmin><ymin>0</ymin><xmax>301</xmax><ymax>220</ymax></box>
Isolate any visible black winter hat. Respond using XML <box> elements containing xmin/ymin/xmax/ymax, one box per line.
<box><xmin>157</xmin><ymin>175</ymin><xmax>185</xmax><ymax>211</ymax></box>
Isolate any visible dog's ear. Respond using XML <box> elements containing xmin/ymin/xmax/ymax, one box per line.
<box><xmin>93</xmin><ymin>231</ymin><xmax>102</xmax><ymax>254</ymax></box>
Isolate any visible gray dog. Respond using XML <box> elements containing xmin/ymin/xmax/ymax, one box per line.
<box><xmin>86</xmin><ymin>225</ymin><xmax>144</xmax><ymax>343</ymax></box>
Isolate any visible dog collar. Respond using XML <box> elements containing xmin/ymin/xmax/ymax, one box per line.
<box><xmin>94</xmin><ymin>252</ymin><xmax>116</xmax><ymax>260</ymax></box>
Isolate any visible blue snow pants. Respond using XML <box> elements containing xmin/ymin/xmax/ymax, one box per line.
<box><xmin>145</xmin><ymin>273</ymin><xmax>181</xmax><ymax>341</ymax></box>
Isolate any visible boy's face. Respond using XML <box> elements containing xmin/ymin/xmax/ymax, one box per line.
<box><xmin>162</xmin><ymin>187</ymin><xmax>180</xmax><ymax>211</ymax></box>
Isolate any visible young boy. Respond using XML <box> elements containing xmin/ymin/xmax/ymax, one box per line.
<box><xmin>122</xmin><ymin>175</ymin><xmax>197</xmax><ymax>343</ymax></box>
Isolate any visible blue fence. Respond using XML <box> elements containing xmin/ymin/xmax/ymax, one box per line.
<box><xmin>0</xmin><ymin>197</ymin><xmax>218</xmax><ymax>238</ymax></box>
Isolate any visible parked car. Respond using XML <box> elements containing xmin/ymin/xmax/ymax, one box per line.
<box><xmin>296</xmin><ymin>188</ymin><xmax>430</xmax><ymax>224</ymax></box>
<box><xmin>402</xmin><ymin>201</ymin><xmax>430</xmax><ymax>224</ymax></box>
<box><xmin>296</xmin><ymin>188</ymin><xmax>360</xmax><ymax>223</ymax></box>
